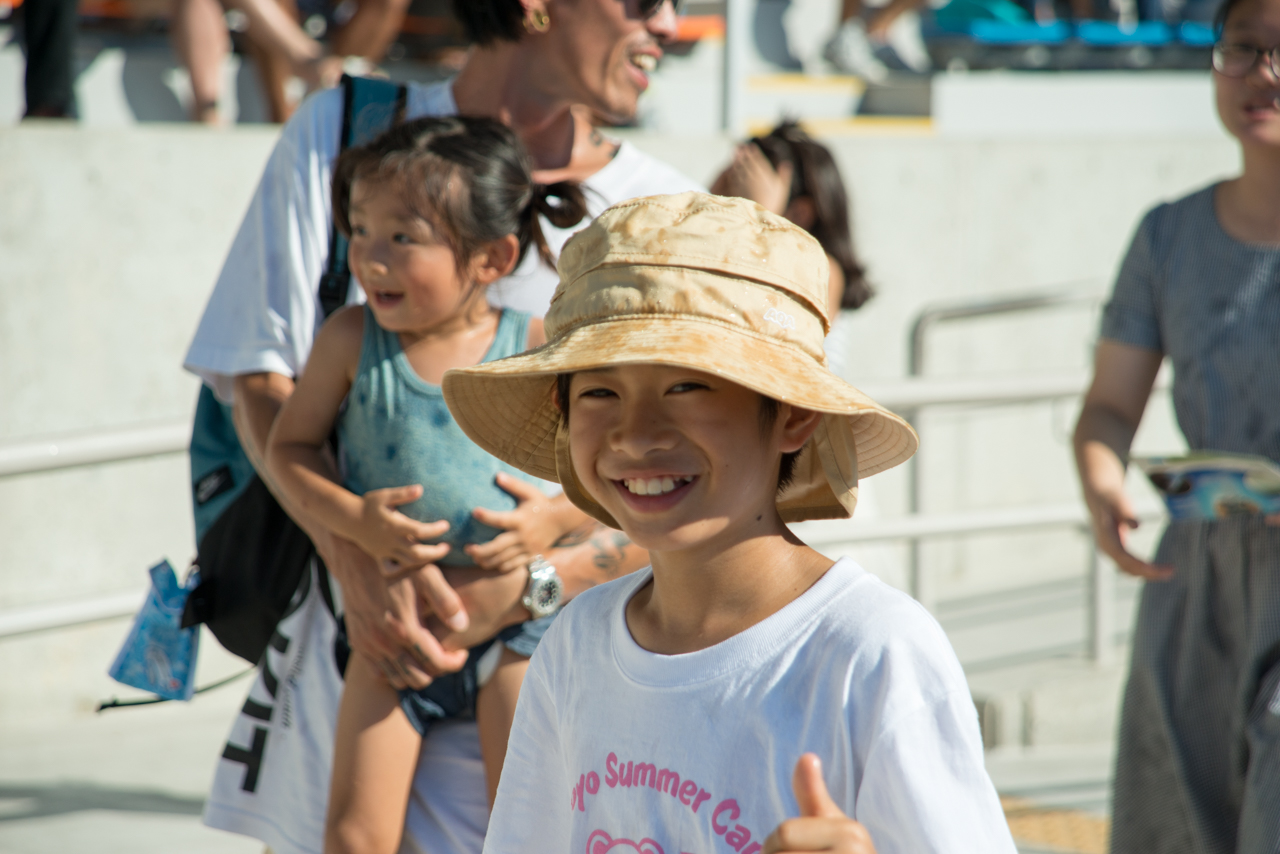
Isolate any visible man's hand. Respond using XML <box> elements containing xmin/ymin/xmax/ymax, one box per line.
<box><xmin>355</xmin><ymin>484</ymin><xmax>452</xmax><ymax>574</ymax></box>
<box><xmin>320</xmin><ymin>534</ymin><xmax>469</xmax><ymax>690</ymax></box>
<box><xmin>465</xmin><ymin>476</ymin><xmax>592</xmax><ymax>573</ymax></box>
<box><xmin>762</xmin><ymin>755</ymin><xmax>877</xmax><ymax>854</ymax></box>
<box><xmin>419</xmin><ymin>564</ymin><xmax>531</xmax><ymax>650</ymax></box>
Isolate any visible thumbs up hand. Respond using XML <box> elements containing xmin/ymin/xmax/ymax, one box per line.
<box><xmin>761</xmin><ymin>755</ymin><xmax>878</xmax><ymax>854</ymax></box>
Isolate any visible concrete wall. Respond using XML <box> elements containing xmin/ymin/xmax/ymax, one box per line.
<box><xmin>0</xmin><ymin>119</ymin><xmax>1238</xmax><ymax>730</ymax></box>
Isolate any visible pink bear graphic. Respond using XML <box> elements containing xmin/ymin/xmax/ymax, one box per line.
<box><xmin>586</xmin><ymin>829</ymin><xmax>665</xmax><ymax>854</ymax></box>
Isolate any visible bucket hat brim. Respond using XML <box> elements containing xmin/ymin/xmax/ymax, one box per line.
<box><xmin>443</xmin><ymin>312</ymin><xmax>918</xmax><ymax>528</ymax></box>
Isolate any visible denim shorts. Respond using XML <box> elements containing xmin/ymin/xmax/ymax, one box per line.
<box><xmin>333</xmin><ymin>613</ymin><xmax>556</xmax><ymax>736</ymax></box>
<box><xmin>394</xmin><ymin>614</ymin><xmax>556</xmax><ymax>737</ymax></box>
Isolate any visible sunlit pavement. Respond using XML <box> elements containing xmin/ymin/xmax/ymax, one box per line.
<box><xmin>0</xmin><ymin>677</ymin><xmax>260</xmax><ymax>854</ymax></box>
<box><xmin>0</xmin><ymin>671</ymin><xmax>1112</xmax><ymax>854</ymax></box>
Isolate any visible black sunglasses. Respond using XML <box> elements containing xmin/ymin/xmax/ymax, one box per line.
<box><xmin>637</xmin><ymin>0</ymin><xmax>683</xmax><ymax>19</ymax></box>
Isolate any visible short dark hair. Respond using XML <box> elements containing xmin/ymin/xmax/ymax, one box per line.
<box><xmin>332</xmin><ymin>115</ymin><xmax>587</xmax><ymax>273</ymax></box>
<box><xmin>750</xmin><ymin>121</ymin><xmax>873</xmax><ymax>311</ymax></box>
<box><xmin>554</xmin><ymin>373</ymin><xmax>803</xmax><ymax>493</ymax></box>
<box><xmin>452</xmin><ymin>0</ymin><xmax>525</xmax><ymax>45</ymax></box>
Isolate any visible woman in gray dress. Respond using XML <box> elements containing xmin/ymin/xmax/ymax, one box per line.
<box><xmin>1073</xmin><ymin>0</ymin><xmax>1280</xmax><ymax>849</ymax></box>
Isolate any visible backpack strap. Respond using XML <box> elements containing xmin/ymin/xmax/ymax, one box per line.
<box><xmin>317</xmin><ymin>74</ymin><xmax>409</xmax><ymax>320</ymax></box>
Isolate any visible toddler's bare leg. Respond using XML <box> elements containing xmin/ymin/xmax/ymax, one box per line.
<box><xmin>475</xmin><ymin>647</ymin><xmax>531</xmax><ymax>807</ymax></box>
<box><xmin>325</xmin><ymin>653</ymin><xmax>421</xmax><ymax>854</ymax></box>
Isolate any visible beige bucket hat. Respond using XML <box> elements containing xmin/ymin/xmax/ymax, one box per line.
<box><xmin>442</xmin><ymin>192</ymin><xmax>917</xmax><ymax>527</ymax></box>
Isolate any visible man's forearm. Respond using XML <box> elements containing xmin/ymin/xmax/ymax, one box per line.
<box><xmin>548</xmin><ymin>523</ymin><xmax>649</xmax><ymax>600</ymax></box>
<box><xmin>231</xmin><ymin>372</ymin><xmax>341</xmax><ymax>558</ymax></box>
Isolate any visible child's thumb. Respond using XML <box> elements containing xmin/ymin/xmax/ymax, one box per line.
<box><xmin>792</xmin><ymin>754</ymin><xmax>843</xmax><ymax>819</ymax></box>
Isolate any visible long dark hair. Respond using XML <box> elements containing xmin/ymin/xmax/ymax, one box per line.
<box><xmin>750</xmin><ymin>121</ymin><xmax>873</xmax><ymax>310</ymax></box>
<box><xmin>333</xmin><ymin>115</ymin><xmax>588</xmax><ymax>273</ymax></box>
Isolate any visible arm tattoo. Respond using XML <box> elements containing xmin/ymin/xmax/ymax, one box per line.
<box><xmin>553</xmin><ymin>527</ymin><xmax>593</xmax><ymax>548</ymax></box>
<box><xmin>590</xmin><ymin>530</ymin><xmax>633</xmax><ymax>578</ymax></box>
<box><xmin>589</xmin><ymin>127</ymin><xmax>621</xmax><ymax>160</ymax></box>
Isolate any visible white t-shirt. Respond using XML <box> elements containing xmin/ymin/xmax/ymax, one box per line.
<box><xmin>193</xmin><ymin>81</ymin><xmax>703</xmax><ymax>854</ymax></box>
<box><xmin>484</xmin><ymin>558</ymin><xmax>1017</xmax><ymax>854</ymax></box>
<box><xmin>183</xmin><ymin>80</ymin><xmax>702</xmax><ymax>403</ymax></box>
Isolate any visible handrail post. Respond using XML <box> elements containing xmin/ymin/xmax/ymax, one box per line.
<box><xmin>903</xmin><ymin>287</ymin><xmax>1100</xmax><ymax>613</ymax></box>
<box><xmin>722</xmin><ymin>0</ymin><xmax>749</xmax><ymax>134</ymax></box>
<box><xmin>1086</xmin><ymin>533</ymin><xmax>1115</xmax><ymax>665</ymax></box>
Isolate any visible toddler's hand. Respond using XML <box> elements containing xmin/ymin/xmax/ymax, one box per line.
<box><xmin>357</xmin><ymin>484</ymin><xmax>451</xmax><ymax>575</ymax></box>
<box><xmin>761</xmin><ymin>755</ymin><xmax>877</xmax><ymax>854</ymax></box>
<box><xmin>466</xmin><ymin>474</ymin><xmax>585</xmax><ymax>573</ymax></box>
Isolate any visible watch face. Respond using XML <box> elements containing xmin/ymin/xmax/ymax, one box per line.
<box><xmin>532</xmin><ymin>582</ymin><xmax>561</xmax><ymax>613</ymax></box>
<box><xmin>528</xmin><ymin>573</ymin><xmax>564</xmax><ymax>617</ymax></box>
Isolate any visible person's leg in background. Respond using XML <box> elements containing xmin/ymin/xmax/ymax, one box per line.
<box><xmin>823</xmin><ymin>0</ymin><xmax>891</xmax><ymax>80</ymax></box>
<box><xmin>243</xmin><ymin>0</ymin><xmax>301</xmax><ymax>123</ymax></box>
<box><xmin>21</xmin><ymin>0</ymin><xmax>79</xmax><ymax>118</ymax></box>
<box><xmin>171</xmin><ymin>0</ymin><xmax>230</xmax><ymax>123</ymax></box>
<box><xmin>327</xmin><ymin>0</ymin><xmax>410</xmax><ymax>66</ymax></box>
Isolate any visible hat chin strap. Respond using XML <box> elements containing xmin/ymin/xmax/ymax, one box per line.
<box><xmin>555</xmin><ymin>422</ymin><xmax>624</xmax><ymax>530</ymax></box>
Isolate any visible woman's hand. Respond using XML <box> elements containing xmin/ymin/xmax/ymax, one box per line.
<box><xmin>762</xmin><ymin>755</ymin><xmax>877</xmax><ymax>854</ymax></box>
<box><xmin>355</xmin><ymin>484</ymin><xmax>452</xmax><ymax>575</ymax></box>
<box><xmin>710</xmin><ymin>143</ymin><xmax>793</xmax><ymax>216</ymax></box>
<box><xmin>465</xmin><ymin>475</ymin><xmax>593</xmax><ymax>573</ymax></box>
<box><xmin>1079</xmin><ymin>463</ymin><xmax>1173</xmax><ymax>581</ymax></box>
<box><xmin>1073</xmin><ymin>340</ymin><xmax>1172</xmax><ymax>581</ymax></box>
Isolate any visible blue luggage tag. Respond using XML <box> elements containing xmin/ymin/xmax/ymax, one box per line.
<box><xmin>108</xmin><ymin>560</ymin><xmax>201</xmax><ymax>701</ymax></box>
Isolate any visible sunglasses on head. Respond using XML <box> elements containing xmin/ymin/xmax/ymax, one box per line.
<box><xmin>637</xmin><ymin>0</ymin><xmax>683</xmax><ymax>18</ymax></box>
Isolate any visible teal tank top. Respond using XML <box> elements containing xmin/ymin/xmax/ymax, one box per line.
<box><xmin>338</xmin><ymin>306</ymin><xmax>546</xmax><ymax>566</ymax></box>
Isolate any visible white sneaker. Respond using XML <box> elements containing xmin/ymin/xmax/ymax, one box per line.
<box><xmin>824</xmin><ymin>18</ymin><xmax>890</xmax><ymax>82</ymax></box>
<box><xmin>884</xmin><ymin>10</ymin><xmax>932</xmax><ymax>73</ymax></box>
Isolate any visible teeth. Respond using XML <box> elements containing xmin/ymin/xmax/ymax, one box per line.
<box><xmin>631</xmin><ymin>54</ymin><xmax>656</xmax><ymax>72</ymax></box>
<box><xmin>623</xmin><ymin>476</ymin><xmax>690</xmax><ymax>496</ymax></box>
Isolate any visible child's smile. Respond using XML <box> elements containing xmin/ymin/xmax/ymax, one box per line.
<box><xmin>567</xmin><ymin>364</ymin><xmax>812</xmax><ymax>555</ymax></box>
<box><xmin>614</xmin><ymin>473</ymin><xmax>698</xmax><ymax>513</ymax></box>
<box><xmin>346</xmin><ymin>178</ymin><xmax>483</xmax><ymax>338</ymax></box>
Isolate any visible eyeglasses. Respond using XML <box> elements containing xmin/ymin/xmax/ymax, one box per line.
<box><xmin>1212</xmin><ymin>42</ymin><xmax>1280</xmax><ymax>77</ymax></box>
<box><xmin>637</xmin><ymin>0</ymin><xmax>683</xmax><ymax>19</ymax></box>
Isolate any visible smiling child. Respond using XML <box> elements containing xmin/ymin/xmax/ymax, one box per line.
<box><xmin>443</xmin><ymin>192</ymin><xmax>1016</xmax><ymax>854</ymax></box>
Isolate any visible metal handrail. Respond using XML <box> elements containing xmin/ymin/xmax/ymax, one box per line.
<box><xmin>0</xmin><ymin>500</ymin><xmax>1165</xmax><ymax>641</ymax></box>
<box><xmin>0</xmin><ymin>364</ymin><xmax>1162</xmax><ymax>665</ymax></box>
<box><xmin>0</xmin><ymin>420</ymin><xmax>189</xmax><ymax>478</ymax></box>
<box><xmin>0</xmin><ymin>375</ymin><xmax>1103</xmax><ymax>482</ymax></box>
<box><xmin>0</xmin><ymin>591</ymin><xmax>145</xmax><ymax>639</ymax></box>
<box><xmin>798</xmin><ymin>500</ymin><xmax>1162</xmax><ymax>547</ymax></box>
<box><xmin>908</xmin><ymin>287</ymin><xmax>1100</xmax><ymax>377</ymax></box>
<box><xmin>900</xmin><ymin>286</ymin><xmax>1133</xmax><ymax>664</ymax></box>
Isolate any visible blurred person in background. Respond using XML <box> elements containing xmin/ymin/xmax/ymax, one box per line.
<box><xmin>170</xmin><ymin>0</ymin><xmax>403</xmax><ymax>123</ymax></box>
<box><xmin>784</xmin><ymin>0</ymin><xmax>932</xmax><ymax>81</ymax></box>
<box><xmin>19</xmin><ymin>0</ymin><xmax>78</xmax><ymax>118</ymax></box>
<box><xmin>182</xmin><ymin>2</ymin><xmax>698</xmax><ymax>853</ymax></box>
<box><xmin>1073</xmin><ymin>0</ymin><xmax>1280</xmax><ymax>849</ymax></box>
<box><xmin>711</xmin><ymin>119</ymin><xmax>873</xmax><ymax>359</ymax></box>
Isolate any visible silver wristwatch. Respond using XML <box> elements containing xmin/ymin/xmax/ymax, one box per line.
<box><xmin>522</xmin><ymin>555</ymin><xmax>564</xmax><ymax>619</ymax></box>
